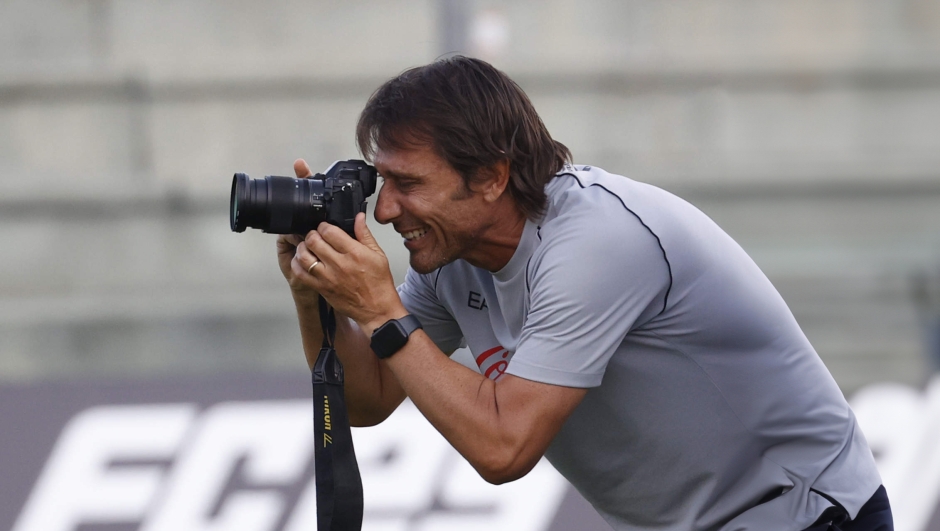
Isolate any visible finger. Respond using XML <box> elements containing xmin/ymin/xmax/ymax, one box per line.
<box><xmin>304</xmin><ymin>229</ymin><xmax>344</xmax><ymax>264</ymax></box>
<box><xmin>283</xmin><ymin>229</ymin><xmax>313</xmax><ymax>250</ymax></box>
<box><xmin>306</xmin><ymin>259</ymin><xmax>323</xmax><ymax>275</ymax></box>
<box><xmin>294</xmin><ymin>158</ymin><xmax>313</xmax><ymax>178</ymax></box>
<box><xmin>278</xmin><ymin>233</ymin><xmax>303</xmax><ymax>249</ymax></box>
<box><xmin>293</xmin><ymin>244</ymin><xmax>336</xmax><ymax>288</ymax></box>
<box><xmin>294</xmin><ymin>242</ymin><xmax>322</xmax><ymax>274</ymax></box>
<box><xmin>291</xmin><ymin>254</ymin><xmax>311</xmax><ymax>279</ymax></box>
<box><xmin>315</xmin><ymin>222</ymin><xmax>359</xmax><ymax>254</ymax></box>
<box><xmin>291</xmin><ymin>254</ymin><xmax>325</xmax><ymax>288</ymax></box>
<box><xmin>354</xmin><ymin>213</ymin><xmax>383</xmax><ymax>254</ymax></box>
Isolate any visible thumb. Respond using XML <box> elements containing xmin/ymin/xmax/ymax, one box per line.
<box><xmin>294</xmin><ymin>158</ymin><xmax>313</xmax><ymax>178</ymax></box>
<box><xmin>354</xmin><ymin>213</ymin><xmax>383</xmax><ymax>253</ymax></box>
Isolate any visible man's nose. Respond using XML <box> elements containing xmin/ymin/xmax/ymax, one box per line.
<box><xmin>373</xmin><ymin>184</ymin><xmax>400</xmax><ymax>225</ymax></box>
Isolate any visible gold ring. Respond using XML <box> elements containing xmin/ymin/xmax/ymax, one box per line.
<box><xmin>307</xmin><ymin>260</ymin><xmax>320</xmax><ymax>273</ymax></box>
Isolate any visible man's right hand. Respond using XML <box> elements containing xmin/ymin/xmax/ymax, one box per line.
<box><xmin>277</xmin><ymin>159</ymin><xmax>319</xmax><ymax>303</ymax></box>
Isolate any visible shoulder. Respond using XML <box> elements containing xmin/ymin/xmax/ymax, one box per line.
<box><xmin>537</xmin><ymin>165</ymin><xmax>669</xmax><ymax>253</ymax></box>
<box><xmin>545</xmin><ymin>164</ymin><xmax>676</xmax><ymax>218</ymax></box>
<box><xmin>541</xmin><ymin>164</ymin><xmax>738</xmax><ymax>274</ymax></box>
<box><xmin>527</xmin><ymin>165</ymin><xmax>674</xmax><ymax>312</ymax></box>
<box><xmin>530</xmin><ymin>167</ymin><xmax>672</xmax><ymax>277</ymax></box>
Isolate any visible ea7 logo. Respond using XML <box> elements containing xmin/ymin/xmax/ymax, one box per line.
<box><xmin>13</xmin><ymin>401</ymin><xmax>567</xmax><ymax>531</ymax></box>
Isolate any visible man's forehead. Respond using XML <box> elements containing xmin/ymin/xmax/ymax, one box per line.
<box><xmin>373</xmin><ymin>144</ymin><xmax>447</xmax><ymax>177</ymax></box>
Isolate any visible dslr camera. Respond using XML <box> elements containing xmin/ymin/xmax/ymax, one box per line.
<box><xmin>230</xmin><ymin>160</ymin><xmax>377</xmax><ymax>237</ymax></box>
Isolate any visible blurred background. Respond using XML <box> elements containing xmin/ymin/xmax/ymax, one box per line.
<box><xmin>2</xmin><ymin>1</ymin><xmax>940</xmax><ymax>530</ymax></box>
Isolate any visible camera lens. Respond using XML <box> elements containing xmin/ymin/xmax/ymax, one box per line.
<box><xmin>229</xmin><ymin>174</ymin><xmax>327</xmax><ymax>234</ymax></box>
<box><xmin>230</xmin><ymin>173</ymin><xmax>250</xmax><ymax>232</ymax></box>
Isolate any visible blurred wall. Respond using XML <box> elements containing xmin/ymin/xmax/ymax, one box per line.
<box><xmin>1</xmin><ymin>0</ymin><xmax>940</xmax><ymax>394</ymax></box>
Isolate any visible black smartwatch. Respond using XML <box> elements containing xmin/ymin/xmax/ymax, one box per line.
<box><xmin>370</xmin><ymin>315</ymin><xmax>423</xmax><ymax>359</ymax></box>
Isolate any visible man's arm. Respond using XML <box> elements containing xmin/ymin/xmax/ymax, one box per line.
<box><xmin>380</xmin><ymin>330</ymin><xmax>587</xmax><ymax>484</ymax></box>
<box><xmin>299</xmin><ymin>214</ymin><xmax>587</xmax><ymax>484</ymax></box>
<box><xmin>279</xmin><ymin>159</ymin><xmax>406</xmax><ymax>427</ymax></box>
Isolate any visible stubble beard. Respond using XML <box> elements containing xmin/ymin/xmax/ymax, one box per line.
<box><xmin>409</xmin><ymin>186</ymin><xmax>488</xmax><ymax>274</ymax></box>
<box><xmin>408</xmin><ymin>227</ymin><xmax>482</xmax><ymax>275</ymax></box>
<box><xmin>408</xmin><ymin>240</ymin><xmax>460</xmax><ymax>275</ymax></box>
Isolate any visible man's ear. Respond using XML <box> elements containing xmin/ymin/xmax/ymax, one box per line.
<box><xmin>481</xmin><ymin>159</ymin><xmax>511</xmax><ymax>203</ymax></box>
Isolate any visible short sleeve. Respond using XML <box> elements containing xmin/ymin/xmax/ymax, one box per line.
<box><xmin>506</xmin><ymin>187</ymin><xmax>671</xmax><ymax>387</ymax></box>
<box><xmin>397</xmin><ymin>267</ymin><xmax>465</xmax><ymax>354</ymax></box>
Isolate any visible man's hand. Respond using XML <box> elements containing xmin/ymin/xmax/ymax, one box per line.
<box><xmin>277</xmin><ymin>159</ymin><xmax>319</xmax><ymax>304</ymax></box>
<box><xmin>275</xmin><ymin>159</ymin><xmax>406</xmax><ymax>421</ymax></box>
<box><xmin>293</xmin><ymin>212</ymin><xmax>407</xmax><ymax>334</ymax></box>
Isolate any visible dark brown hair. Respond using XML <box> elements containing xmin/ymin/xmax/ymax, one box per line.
<box><xmin>356</xmin><ymin>56</ymin><xmax>571</xmax><ymax>219</ymax></box>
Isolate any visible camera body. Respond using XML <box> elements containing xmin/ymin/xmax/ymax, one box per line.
<box><xmin>230</xmin><ymin>160</ymin><xmax>378</xmax><ymax>237</ymax></box>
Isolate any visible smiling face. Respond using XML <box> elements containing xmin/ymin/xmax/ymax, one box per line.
<box><xmin>372</xmin><ymin>143</ymin><xmax>520</xmax><ymax>274</ymax></box>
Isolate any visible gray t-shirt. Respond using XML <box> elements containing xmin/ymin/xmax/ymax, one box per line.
<box><xmin>397</xmin><ymin>166</ymin><xmax>881</xmax><ymax>531</ymax></box>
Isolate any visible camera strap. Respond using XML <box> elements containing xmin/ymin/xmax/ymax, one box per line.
<box><xmin>312</xmin><ymin>295</ymin><xmax>364</xmax><ymax>531</ymax></box>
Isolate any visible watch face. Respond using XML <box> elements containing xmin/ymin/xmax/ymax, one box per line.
<box><xmin>371</xmin><ymin>315</ymin><xmax>422</xmax><ymax>359</ymax></box>
<box><xmin>372</xmin><ymin>320</ymin><xmax>408</xmax><ymax>359</ymax></box>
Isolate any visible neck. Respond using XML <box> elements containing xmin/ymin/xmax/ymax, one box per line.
<box><xmin>462</xmin><ymin>199</ymin><xmax>528</xmax><ymax>273</ymax></box>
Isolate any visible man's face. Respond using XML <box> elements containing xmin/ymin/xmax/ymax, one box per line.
<box><xmin>372</xmin><ymin>144</ymin><xmax>493</xmax><ymax>274</ymax></box>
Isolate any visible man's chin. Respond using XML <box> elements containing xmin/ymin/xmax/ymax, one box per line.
<box><xmin>409</xmin><ymin>254</ymin><xmax>451</xmax><ymax>275</ymax></box>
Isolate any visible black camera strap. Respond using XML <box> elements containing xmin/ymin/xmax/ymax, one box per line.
<box><xmin>312</xmin><ymin>295</ymin><xmax>364</xmax><ymax>531</ymax></box>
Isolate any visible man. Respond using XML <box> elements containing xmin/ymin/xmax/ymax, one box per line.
<box><xmin>276</xmin><ymin>56</ymin><xmax>892</xmax><ymax>530</ymax></box>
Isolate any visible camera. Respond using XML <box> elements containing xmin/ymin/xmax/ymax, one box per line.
<box><xmin>230</xmin><ymin>159</ymin><xmax>377</xmax><ymax>237</ymax></box>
